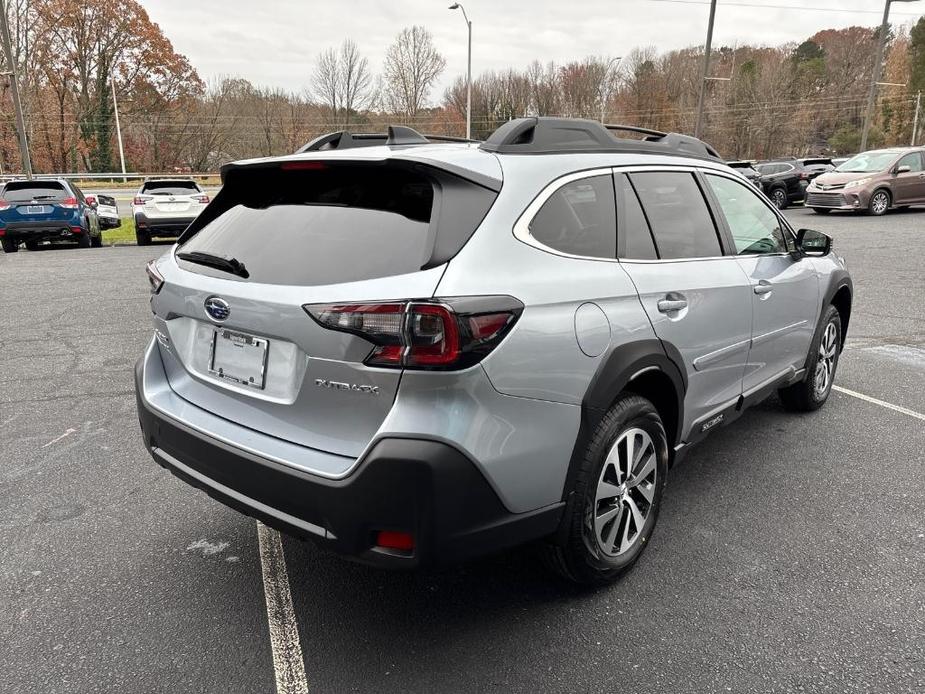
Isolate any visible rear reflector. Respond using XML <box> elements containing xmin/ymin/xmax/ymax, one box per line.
<box><xmin>375</xmin><ymin>530</ymin><xmax>414</xmax><ymax>552</ymax></box>
<box><xmin>70</xmin><ymin>226</ymin><xmax>83</xmax><ymax>234</ymax></box>
<box><xmin>304</xmin><ymin>297</ymin><xmax>522</xmax><ymax>371</ymax></box>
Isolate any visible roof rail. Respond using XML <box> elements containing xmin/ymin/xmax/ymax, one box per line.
<box><xmin>295</xmin><ymin>126</ymin><xmax>479</xmax><ymax>153</ymax></box>
<box><xmin>478</xmin><ymin>117</ymin><xmax>722</xmax><ymax>161</ymax></box>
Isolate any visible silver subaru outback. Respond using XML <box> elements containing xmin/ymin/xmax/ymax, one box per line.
<box><xmin>135</xmin><ymin>118</ymin><xmax>852</xmax><ymax>584</ymax></box>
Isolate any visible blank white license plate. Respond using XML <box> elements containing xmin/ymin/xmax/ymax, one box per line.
<box><xmin>24</xmin><ymin>205</ymin><xmax>49</xmax><ymax>214</ymax></box>
<box><xmin>209</xmin><ymin>329</ymin><xmax>268</xmax><ymax>389</ymax></box>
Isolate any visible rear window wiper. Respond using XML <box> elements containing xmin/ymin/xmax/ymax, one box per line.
<box><xmin>176</xmin><ymin>251</ymin><xmax>249</xmax><ymax>278</ymax></box>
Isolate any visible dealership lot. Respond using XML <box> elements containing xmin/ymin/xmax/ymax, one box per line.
<box><xmin>1</xmin><ymin>208</ymin><xmax>923</xmax><ymax>693</ymax></box>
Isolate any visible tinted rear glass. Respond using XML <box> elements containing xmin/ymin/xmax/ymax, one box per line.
<box><xmin>3</xmin><ymin>181</ymin><xmax>67</xmax><ymax>202</ymax></box>
<box><xmin>178</xmin><ymin>165</ymin><xmax>459</xmax><ymax>286</ymax></box>
<box><xmin>528</xmin><ymin>175</ymin><xmax>616</xmax><ymax>258</ymax></box>
<box><xmin>142</xmin><ymin>181</ymin><xmax>200</xmax><ymax>195</ymax></box>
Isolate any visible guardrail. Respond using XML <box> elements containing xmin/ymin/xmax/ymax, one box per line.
<box><xmin>0</xmin><ymin>172</ymin><xmax>218</xmax><ymax>181</ymax></box>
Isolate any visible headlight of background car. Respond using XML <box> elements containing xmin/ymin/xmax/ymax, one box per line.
<box><xmin>844</xmin><ymin>178</ymin><xmax>871</xmax><ymax>189</ymax></box>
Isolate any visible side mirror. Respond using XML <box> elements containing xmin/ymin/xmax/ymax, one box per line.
<box><xmin>85</xmin><ymin>195</ymin><xmax>98</xmax><ymax>208</ymax></box>
<box><xmin>895</xmin><ymin>165</ymin><xmax>911</xmax><ymax>175</ymax></box>
<box><xmin>795</xmin><ymin>228</ymin><xmax>831</xmax><ymax>257</ymax></box>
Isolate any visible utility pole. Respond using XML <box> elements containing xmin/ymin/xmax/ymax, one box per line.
<box><xmin>694</xmin><ymin>0</ymin><xmax>717</xmax><ymax>139</ymax></box>
<box><xmin>860</xmin><ymin>0</ymin><xmax>918</xmax><ymax>152</ymax></box>
<box><xmin>449</xmin><ymin>3</ymin><xmax>472</xmax><ymax>140</ymax></box>
<box><xmin>0</xmin><ymin>0</ymin><xmax>33</xmax><ymax>179</ymax></box>
<box><xmin>111</xmin><ymin>76</ymin><xmax>127</xmax><ymax>182</ymax></box>
<box><xmin>912</xmin><ymin>91</ymin><xmax>921</xmax><ymax>146</ymax></box>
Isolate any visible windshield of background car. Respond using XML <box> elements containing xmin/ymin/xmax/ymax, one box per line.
<box><xmin>835</xmin><ymin>152</ymin><xmax>897</xmax><ymax>173</ymax></box>
<box><xmin>141</xmin><ymin>181</ymin><xmax>200</xmax><ymax>195</ymax></box>
<box><xmin>2</xmin><ymin>181</ymin><xmax>67</xmax><ymax>202</ymax></box>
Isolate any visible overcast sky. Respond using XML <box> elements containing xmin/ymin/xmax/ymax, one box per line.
<box><xmin>142</xmin><ymin>0</ymin><xmax>924</xmax><ymax>100</ymax></box>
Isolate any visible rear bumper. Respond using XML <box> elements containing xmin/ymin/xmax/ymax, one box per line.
<box><xmin>134</xmin><ymin>354</ymin><xmax>563</xmax><ymax>568</ymax></box>
<box><xmin>134</xmin><ymin>211</ymin><xmax>195</xmax><ymax>236</ymax></box>
<box><xmin>3</xmin><ymin>220</ymin><xmax>85</xmax><ymax>240</ymax></box>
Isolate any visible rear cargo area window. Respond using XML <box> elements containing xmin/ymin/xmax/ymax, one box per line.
<box><xmin>178</xmin><ymin>164</ymin><xmax>493</xmax><ymax>286</ymax></box>
<box><xmin>142</xmin><ymin>181</ymin><xmax>200</xmax><ymax>195</ymax></box>
<box><xmin>2</xmin><ymin>181</ymin><xmax>66</xmax><ymax>202</ymax></box>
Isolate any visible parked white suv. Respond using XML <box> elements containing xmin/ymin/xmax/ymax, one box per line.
<box><xmin>132</xmin><ymin>178</ymin><xmax>209</xmax><ymax>245</ymax></box>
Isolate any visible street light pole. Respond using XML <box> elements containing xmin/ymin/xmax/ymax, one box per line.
<box><xmin>860</xmin><ymin>0</ymin><xmax>918</xmax><ymax>152</ymax></box>
<box><xmin>913</xmin><ymin>91</ymin><xmax>922</xmax><ymax>146</ymax></box>
<box><xmin>111</xmin><ymin>76</ymin><xmax>127</xmax><ymax>182</ymax></box>
<box><xmin>449</xmin><ymin>3</ymin><xmax>472</xmax><ymax>140</ymax></box>
<box><xmin>694</xmin><ymin>0</ymin><xmax>717</xmax><ymax>139</ymax></box>
<box><xmin>0</xmin><ymin>0</ymin><xmax>32</xmax><ymax>179</ymax></box>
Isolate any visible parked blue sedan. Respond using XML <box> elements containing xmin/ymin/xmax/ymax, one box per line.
<box><xmin>0</xmin><ymin>178</ymin><xmax>101</xmax><ymax>252</ymax></box>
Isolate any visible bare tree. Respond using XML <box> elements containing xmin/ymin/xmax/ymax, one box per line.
<box><xmin>384</xmin><ymin>26</ymin><xmax>446</xmax><ymax>119</ymax></box>
<box><xmin>310</xmin><ymin>39</ymin><xmax>374</xmax><ymax>127</ymax></box>
<box><xmin>339</xmin><ymin>39</ymin><xmax>375</xmax><ymax>125</ymax></box>
<box><xmin>311</xmin><ymin>46</ymin><xmax>340</xmax><ymax>123</ymax></box>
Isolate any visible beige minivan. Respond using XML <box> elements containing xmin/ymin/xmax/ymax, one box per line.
<box><xmin>805</xmin><ymin>147</ymin><xmax>925</xmax><ymax>215</ymax></box>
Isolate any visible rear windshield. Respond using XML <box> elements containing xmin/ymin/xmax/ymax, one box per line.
<box><xmin>177</xmin><ymin>163</ymin><xmax>495</xmax><ymax>286</ymax></box>
<box><xmin>2</xmin><ymin>181</ymin><xmax>67</xmax><ymax>202</ymax></box>
<box><xmin>141</xmin><ymin>180</ymin><xmax>200</xmax><ymax>195</ymax></box>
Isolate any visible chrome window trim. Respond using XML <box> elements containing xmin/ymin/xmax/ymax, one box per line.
<box><xmin>512</xmin><ymin>162</ymin><xmax>796</xmax><ymax>265</ymax></box>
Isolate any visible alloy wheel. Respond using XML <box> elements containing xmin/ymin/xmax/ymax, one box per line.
<box><xmin>772</xmin><ymin>189</ymin><xmax>786</xmax><ymax>208</ymax></box>
<box><xmin>870</xmin><ymin>191</ymin><xmax>889</xmax><ymax>215</ymax></box>
<box><xmin>588</xmin><ymin>428</ymin><xmax>658</xmax><ymax>557</ymax></box>
<box><xmin>814</xmin><ymin>321</ymin><xmax>838</xmax><ymax>399</ymax></box>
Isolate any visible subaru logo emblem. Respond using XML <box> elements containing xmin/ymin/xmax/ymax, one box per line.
<box><xmin>204</xmin><ymin>296</ymin><xmax>230</xmax><ymax>322</ymax></box>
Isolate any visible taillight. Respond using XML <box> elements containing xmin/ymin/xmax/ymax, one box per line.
<box><xmin>304</xmin><ymin>297</ymin><xmax>522</xmax><ymax>370</ymax></box>
<box><xmin>194</xmin><ymin>194</ymin><xmax>210</xmax><ymax>204</ymax></box>
<box><xmin>0</xmin><ymin>199</ymin><xmax>9</xmax><ymax>210</ymax></box>
<box><xmin>59</xmin><ymin>197</ymin><xmax>79</xmax><ymax>209</ymax></box>
<box><xmin>799</xmin><ymin>172</ymin><xmax>810</xmax><ymax>180</ymax></box>
<box><xmin>146</xmin><ymin>260</ymin><xmax>164</xmax><ymax>294</ymax></box>
<box><xmin>133</xmin><ymin>195</ymin><xmax>151</xmax><ymax>205</ymax></box>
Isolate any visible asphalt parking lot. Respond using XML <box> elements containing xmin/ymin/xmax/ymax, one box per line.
<box><xmin>1</xmin><ymin>206</ymin><xmax>923</xmax><ymax>693</ymax></box>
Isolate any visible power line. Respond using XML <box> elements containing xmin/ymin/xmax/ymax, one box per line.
<box><xmin>646</xmin><ymin>0</ymin><xmax>924</xmax><ymax>16</ymax></box>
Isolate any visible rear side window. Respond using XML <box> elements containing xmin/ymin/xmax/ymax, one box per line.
<box><xmin>142</xmin><ymin>180</ymin><xmax>200</xmax><ymax>195</ymax></box>
<box><xmin>628</xmin><ymin>172</ymin><xmax>722</xmax><ymax>260</ymax></box>
<box><xmin>616</xmin><ymin>174</ymin><xmax>657</xmax><ymax>260</ymax></box>
<box><xmin>2</xmin><ymin>181</ymin><xmax>67</xmax><ymax>202</ymax></box>
<box><xmin>528</xmin><ymin>175</ymin><xmax>616</xmax><ymax>258</ymax></box>
<box><xmin>178</xmin><ymin>164</ymin><xmax>495</xmax><ymax>286</ymax></box>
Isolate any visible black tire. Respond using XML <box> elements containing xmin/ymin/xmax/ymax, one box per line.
<box><xmin>867</xmin><ymin>189</ymin><xmax>890</xmax><ymax>216</ymax></box>
<box><xmin>1</xmin><ymin>237</ymin><xmax>17</xmax><ymax>253</ymax></box>
<box><xmin>135</xmin><ymin>226</ymin><xmax>151</xmax><ymax>246</ymax></box>
<box><xmin>779</xmin><ymin>305</ymin><xmax>842</xmax><ymax>412</ymax></box>
<box><xmin>770</xmin><ymin>187</ymin><xmax>788</xmax><ymax>209</ymax></box>
<box><xmin>25</xmin><ymin>239</ymin><xmax>39</xmax><ymax>251</ymax></box>
<box><xmin>542</xmin><ymin>394</ymin><xmax>669</xmax><ymax>585</ymax></box>
<box><xmin>91</xmin><ymin>233</ymin><xmax>102</xmax><ymax>248</ymax></box>
<box><xmin>76</xmin><ymin>227</ymin><xmax>91</xmax><ymax>248</ymax></box>
<box><xmin>812</xmin><ymin>207</ymin><xmax>831</xmax><ymax>215</ymax></box>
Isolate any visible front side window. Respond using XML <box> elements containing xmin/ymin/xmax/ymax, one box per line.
<box><xmin>628</xmin><ymin>172</ymin><xmax>722</xmax><ymax>259</ymax></box>
<box><xmin>528</xmin><ymin>175</ymin><xmax>616</xmax><ymax>259</ymax></box>
<box><xmin>706</xmin><ymin>174</ymin><xmax>788</xmax><ymax>255</ymax></box>
<box><xmin>897</xmin><ymin>153</ymin><xmax>924</xmax><ymax>172</ymax></box>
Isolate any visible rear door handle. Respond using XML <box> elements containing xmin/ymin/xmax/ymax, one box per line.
<box><xmin>754</xmin><ymin>281</ymin><xmax>773</xmax><ymax>296</ymax></box>
<box><xmin>657</xmin><ymin>299</ymin><xmax>688</xmax><ymax>312</ymax></box>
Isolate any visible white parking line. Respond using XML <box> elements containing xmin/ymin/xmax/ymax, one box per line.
<box><xmin>833</xmin><ymin>385</ymin><xmax>925</xmax><ymax>422</ymax></box>
<box><xmin>257</xmin><ymin>522</ymin><xmax>309</xmax><ymax>694</ymax></box>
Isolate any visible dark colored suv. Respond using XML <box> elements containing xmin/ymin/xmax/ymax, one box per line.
<box><xmin>0</xmin><ymin>178</ymin><xmax>101</xmax><ymax>252</ymax></box>
<box><xmin>754</xmin><ymin>158</ymin><xmax>833</xmax><ymax>209</ymax></box>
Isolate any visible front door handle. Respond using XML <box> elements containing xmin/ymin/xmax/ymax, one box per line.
<box><xmin>657</xmin><ymin>298</ymin><xmax>688</xmax><ymax>312</ymax></box>
<box><xmin>754</xmin><ymin>282</ymin><xmax>773</xmax><ymax>296</ymax></box>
